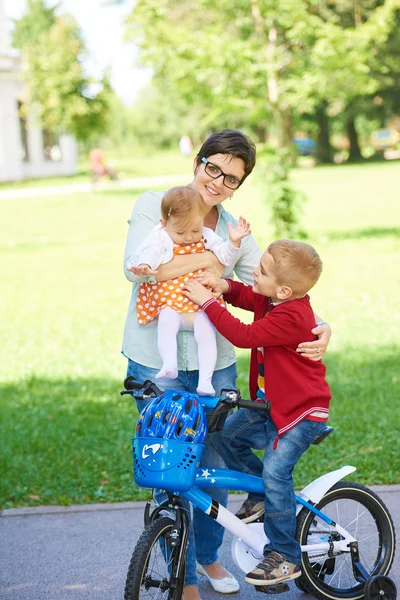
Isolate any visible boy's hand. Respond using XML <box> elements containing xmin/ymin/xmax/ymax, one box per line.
<box><xmin>193</xmin><ymin>271</ymin><xmax>229</xmax><ymax>297</ymax></box>
<box><xmin>127</xmin><ymin>263</ymin><xmax>158</xmax><ymax>276</ymax></box>
<box><xmin>228</xmin><ymin>216</ymin><xmax>251</xmax><ymax>248</ymax></box>
<box><xmin>296</xmin><ymin>322</ymin><xmax>331</xmax><ymax>361</ymax></box>
<box><xmin>182</xmin><ymin>280</ymin><xmax>215</xmax><ymax>306</ymax></box>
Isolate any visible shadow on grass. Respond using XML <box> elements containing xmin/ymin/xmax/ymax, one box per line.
<box><xmin>327</xmin><ymin>226</ymin><xmax>400</xmax><ymax>241</ymax></box>
<box><xmin>1</xmin><ymin>346</ymin><xmax>399</xmax><ymax>508</ymax></box>
<box><xmin>0</xmin><ymin>376</ymin><xmax>145</xmax><ymax>509</ymax></box>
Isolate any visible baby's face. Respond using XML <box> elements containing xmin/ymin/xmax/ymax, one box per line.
<box><xmin>164</xmin><ymin>215</ymin><xmax>203</xmax><ymax>245</ymax></box>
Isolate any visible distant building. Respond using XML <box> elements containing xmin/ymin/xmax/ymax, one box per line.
<box><xmin>0</xmin><ymin>0</ymin><xmax>77</xmax><ymax>182</ymax></box>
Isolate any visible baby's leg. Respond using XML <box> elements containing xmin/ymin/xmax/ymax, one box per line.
<box><xmin>156</xmin><ymin>307</ymin><xmax>181</xmax><ymax>379</ymax></box>
<box><xmin>193</xmin><ymin>311</ymin><xmax>217</xmax><ymax>396</ymax></box>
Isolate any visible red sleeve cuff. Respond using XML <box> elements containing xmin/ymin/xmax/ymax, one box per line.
<box><xmin>202</xmin><ymin>297</ymin><xmax>219</xmax><ymax>311</ymax></box>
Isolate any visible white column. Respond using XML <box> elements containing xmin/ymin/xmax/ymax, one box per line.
<box><xmin>0</xmin><ymin>0</ymin><xmax>9</xmax><ymax>56</ymax></box>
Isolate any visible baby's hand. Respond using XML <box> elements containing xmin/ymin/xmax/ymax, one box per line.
<box><xmin>127</xmin><ymin>263</ymin><xmax>158</xmax><ymax>276</ymax></box>
<box><xmin>193</xmin><ymin>271</ymin><xmax>229</xmax><ymax>297</ymax></box>
<box><xmin>228</xmin><ymin>216</ymin><xmax>251</xmax><ymax>247</ymax></box>
<box><xmin>182</xmin><ymin>280</ymin><xmax>215</xmax><ymax>305</ymax></box>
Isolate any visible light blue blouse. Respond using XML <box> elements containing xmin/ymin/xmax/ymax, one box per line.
<box><xmin>122</xmin><ymin>190</ymin><xmax>262</xmax><ymax>371</ymax></box>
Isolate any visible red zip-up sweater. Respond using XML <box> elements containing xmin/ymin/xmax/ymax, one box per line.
<box><xmin>202</xmin><ymin>280</ymin><xmax>331</xmax><ymax>439</ymax></box>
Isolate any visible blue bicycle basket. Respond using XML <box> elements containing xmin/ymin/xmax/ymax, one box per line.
<box><xmin>133</xmin><ymin>390</ymin><xmax>208</xmax><ymax>492</ymax></box>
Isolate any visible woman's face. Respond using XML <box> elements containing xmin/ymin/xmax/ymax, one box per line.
<box><xmin>191</xmin><ymin>153</ymin><xmax>246</xmax><ymax>209</ymax></box>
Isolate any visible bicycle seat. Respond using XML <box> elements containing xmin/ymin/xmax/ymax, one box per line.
<box><xmin>311</xmin><ymin>426</ymin><xmax>334</xmax><ymax>445</ymax></box>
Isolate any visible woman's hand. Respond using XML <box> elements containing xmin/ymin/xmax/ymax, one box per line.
<box><xmin>204</xmin><ymin>251</ymin><xmax>225</xmax><ymax>277</ymax></box>
<box><xmin>182</xmin><ymin>280</ymin><xmax>215</xmax><ymax>306</ymax></box>
<box><xmin>193</xmin><ymin>271</ymin><xmax>229</xmax><ymax>297</ymax></box>
<box><xmin>127</xmin><ymin>263</ymin><xmax>158</xmax><ymax>277</ymax></box>
<box><xmin>296</xmin><ymin>322</ymin><xmax>331</xmax><ymax>361</ymax></box>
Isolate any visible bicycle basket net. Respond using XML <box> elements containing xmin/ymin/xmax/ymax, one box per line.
<box><xmin>133</xmin><ymin>390</ymin><xmax>208</xmax><ymax>491</ymax></box>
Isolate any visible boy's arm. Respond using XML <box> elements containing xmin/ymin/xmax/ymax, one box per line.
<box><xmin>201</xmin><ymin>299</ymin><xmax>300</xmax><ymax>348</ymax></box>
<box><xmin>223</xmin><ymin>280</ymin><xmax>258</xmax><ymax>312</ymax></box>
<box><xmin>184</xmin><ymin>277</ymin><xmax>257</xmax><ymax>312</ymax></box>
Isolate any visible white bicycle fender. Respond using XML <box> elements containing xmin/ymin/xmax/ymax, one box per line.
<box><xmin>296</xmin><ymin>465</ymin><xmax>356</xmax><ymax>512</ymax></box>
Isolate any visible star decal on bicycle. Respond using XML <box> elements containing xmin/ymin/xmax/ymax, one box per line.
<box><xmin>201</xmin><ymin>469</ymin><xmax>210</xmax><ymax>478</ymax></box>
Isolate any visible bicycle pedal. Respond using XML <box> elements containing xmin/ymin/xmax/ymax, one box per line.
<box><xmin>255</xmin><ymin>583</ymin><xmax>289</xmax><ymax>594</ymax></box>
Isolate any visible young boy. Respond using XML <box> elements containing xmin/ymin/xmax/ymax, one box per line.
<box><xmin>182</xmin><ymin>239</ymin><xmax>332</xmax><ymax>585</ymax></box>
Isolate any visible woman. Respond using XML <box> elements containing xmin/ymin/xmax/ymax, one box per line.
<box><xmin>122</xmin><ymin>130</ymin><xmax>331</xmax><ymax>600</ymax></box>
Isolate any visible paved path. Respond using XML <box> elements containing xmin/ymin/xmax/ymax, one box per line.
<box><xmin>1</xmin><ymin>486</ymin><xmax>399</xmax><ymax>600</ymax></box>
<box><xmin>0</xmin><ymin>174</ymin><xmax>188</xmax><ymax>201</ymax></box>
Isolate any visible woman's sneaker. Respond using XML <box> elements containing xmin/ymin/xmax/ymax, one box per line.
<box><xmin>235</xmin><ymin>498</ymin><xmax>265</xmax><ymax>523</ymax></box>
<box><xmin>245</xmin><ymin>551</ymin><xmax>301</xmax><ymax>585</ymax></box>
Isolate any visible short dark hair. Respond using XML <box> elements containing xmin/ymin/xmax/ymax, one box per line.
<box><xmin>195</xmin><ymin>129</ymin><xmax>256</xmax><ymax>181</ymax></box>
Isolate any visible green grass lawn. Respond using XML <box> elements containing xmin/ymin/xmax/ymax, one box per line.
<box><xmin>0</xmin><ymin>148</ymin><xmax>192</xmax><ymax>190</ymax></box>
<box><xmin>0</xmin><ymin>159</ymin><xmax>399</xmax><ymax>508</ymax></box>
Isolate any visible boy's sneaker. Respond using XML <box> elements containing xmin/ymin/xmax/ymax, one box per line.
<box><xmin>245</xmin><ymin>551</ymin><xmax>301</xmax><ymax>585</ymax></box>
<box><xmin>235</xmin><ymin>498</ymin><xmax>265</xmax><ymax>523</ymax></box>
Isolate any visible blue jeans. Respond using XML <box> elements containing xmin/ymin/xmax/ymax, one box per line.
<box><xmin>127</xmin><ymin>359</ymin><xmax>237</xmax><ymax>586</ymax></box>
<box><xmin>211</xmin><ymin>408</ymin><xmax>327</xmax><ymax>566</ymax></box>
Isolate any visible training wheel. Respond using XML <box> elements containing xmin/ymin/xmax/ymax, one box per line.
<box><xmin>364</xmin><ymin>576</ymin><xmax>397</xmax><ymax>600</ymax></box>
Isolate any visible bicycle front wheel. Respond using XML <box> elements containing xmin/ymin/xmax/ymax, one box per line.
<box><xmin>124</xmin><ymin>517</ymin><xmax>186</xmax><ymax>600</ymax></box>
<box><xmin>296</xmin><ymin>482</ymin><xmax>396</xmax><ymax>600</ymax></box>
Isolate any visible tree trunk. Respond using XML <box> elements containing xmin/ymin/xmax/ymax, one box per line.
<box><xmin>346</xmin><ymin>116</ymin><xmax>363</xmax><ymax>162</ymax></box>
<box><xmin>254</xmin><ymin>124</ymin><xmax>268</xmax><ymax>143</ymax></box>
<box><xmin>315</xmin><ymin>102</ymin><xmax>333</xmax><ymax>163</ymax></box>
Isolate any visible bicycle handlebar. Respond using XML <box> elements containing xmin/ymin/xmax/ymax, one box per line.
<box><xmin>121</xmin><ymin>376</ymin><xmax>271</xmax><ymax>417</ymax></box>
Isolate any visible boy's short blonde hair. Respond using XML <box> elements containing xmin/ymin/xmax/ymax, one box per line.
<box><xmin>161</xmin><ymin>186</ymin><xmax>208</xmax><ymax>228</ymax></box>
<box><xmin>268</xmin><ymin>239</ymin><xmax>323</xmax><ymax>297</ymax></box>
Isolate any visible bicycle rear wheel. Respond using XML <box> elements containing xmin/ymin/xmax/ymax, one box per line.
<box><xmin>296</xmin><ymin>482</ymin><xmax>396</xmax><ymax>600</ymax></box>
<box><xmin>124</xmin><ymin>517</ymin><xmax>186</xmax><ymax>600</ymax></box>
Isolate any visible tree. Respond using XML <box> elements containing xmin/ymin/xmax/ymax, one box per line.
<box><xmin>13</xmin><ymin>0</ymin><xmax>112</xmax><ymax>142</ymax></box>
<box><xmin>308</xmin><ymin>0</ymin><xmax>400</xmax><ymax>161</ymax></box>
<box><xmin>125</xmin><ymin>0</ymin><xmax>325</xmax><ymax>152</ymax></box>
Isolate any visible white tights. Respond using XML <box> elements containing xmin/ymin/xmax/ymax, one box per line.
<box><xmin>156</xmin><ymin>307</ymin><xmax>217</xmax><ymax>396</ymax></box>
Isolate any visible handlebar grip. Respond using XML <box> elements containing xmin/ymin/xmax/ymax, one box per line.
<box><xmin>237</xmin><ymin>399</ymin><xmax>271</xmax><ymax>413</ymax></box>
<box><xmin>124</xmin><ymin>376</ymin><xmax>144</xmax><ymax>391</ymax></box>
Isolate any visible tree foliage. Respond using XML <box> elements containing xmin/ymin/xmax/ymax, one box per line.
<box><xmin>125</xmin><ymin>0</ymin><xmax>400</xmax><ymax>155</ymax></box>
<box><xmin>13</xmin><ymin>0</ymin><xmax>112</xmax><ymax>141</ymax></box>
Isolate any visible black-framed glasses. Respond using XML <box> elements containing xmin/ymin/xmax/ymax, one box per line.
<box><xmin>201</xmin><ymin>157</ymin><xmax>243</xmax><ymax>190</ymax></box>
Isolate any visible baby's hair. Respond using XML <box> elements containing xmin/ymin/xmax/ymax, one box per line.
<box><xmin>268</xmin><ymin>239</ymin><xmax>323</xmax><ymax>297</ymax></box>
<box><xmin>161</xmin><ymin>186</ymin><xmax>208</xmax><ymax>228</ymax></box>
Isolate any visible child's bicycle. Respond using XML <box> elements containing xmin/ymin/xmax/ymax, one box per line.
<box><xmin>121</xmin><ymin>377</ymin><xmax>397</xmax><ymax>600</ymax></box>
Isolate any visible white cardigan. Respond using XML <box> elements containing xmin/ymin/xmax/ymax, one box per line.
<box><xmin>131</xmin><ymin>223</ymin><xmax>241</xmax><ymax>270</ymax></box>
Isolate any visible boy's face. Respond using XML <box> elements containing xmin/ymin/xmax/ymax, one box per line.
<box><xmin>162</xmin><ymin>215</ymin><xmax>203</xmax><ymax>245</ymax></box>
<box><xmin>253</xmin><ymin>251</ymin><xmax>281</xmax><ymax>300</ymax></box>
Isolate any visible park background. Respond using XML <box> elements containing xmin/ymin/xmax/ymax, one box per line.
<box><xmin>0</xmin><ymin>0</ymin><xmax>399</xmax><ymax>509</ymax></box>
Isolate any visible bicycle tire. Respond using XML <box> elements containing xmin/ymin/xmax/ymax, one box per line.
<box><xmin>296</xmin><ymin>482</ymin><xmax>396</xmax><ymax>600</ymax></box>
<box><xmin>124</xmin><ymin>517</ymin><xmax>186</xmax><ymax>600</ymax></box>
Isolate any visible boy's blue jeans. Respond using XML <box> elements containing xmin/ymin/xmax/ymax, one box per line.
<box><xmin>211</xmin><ymin>408</ymin><xmax>327</xmax><ymax>566</ymax></box>
<box><xmin>127</xmin><ymin>359</ymin><xmax>237</xmax><ymax>587</ymax></box>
